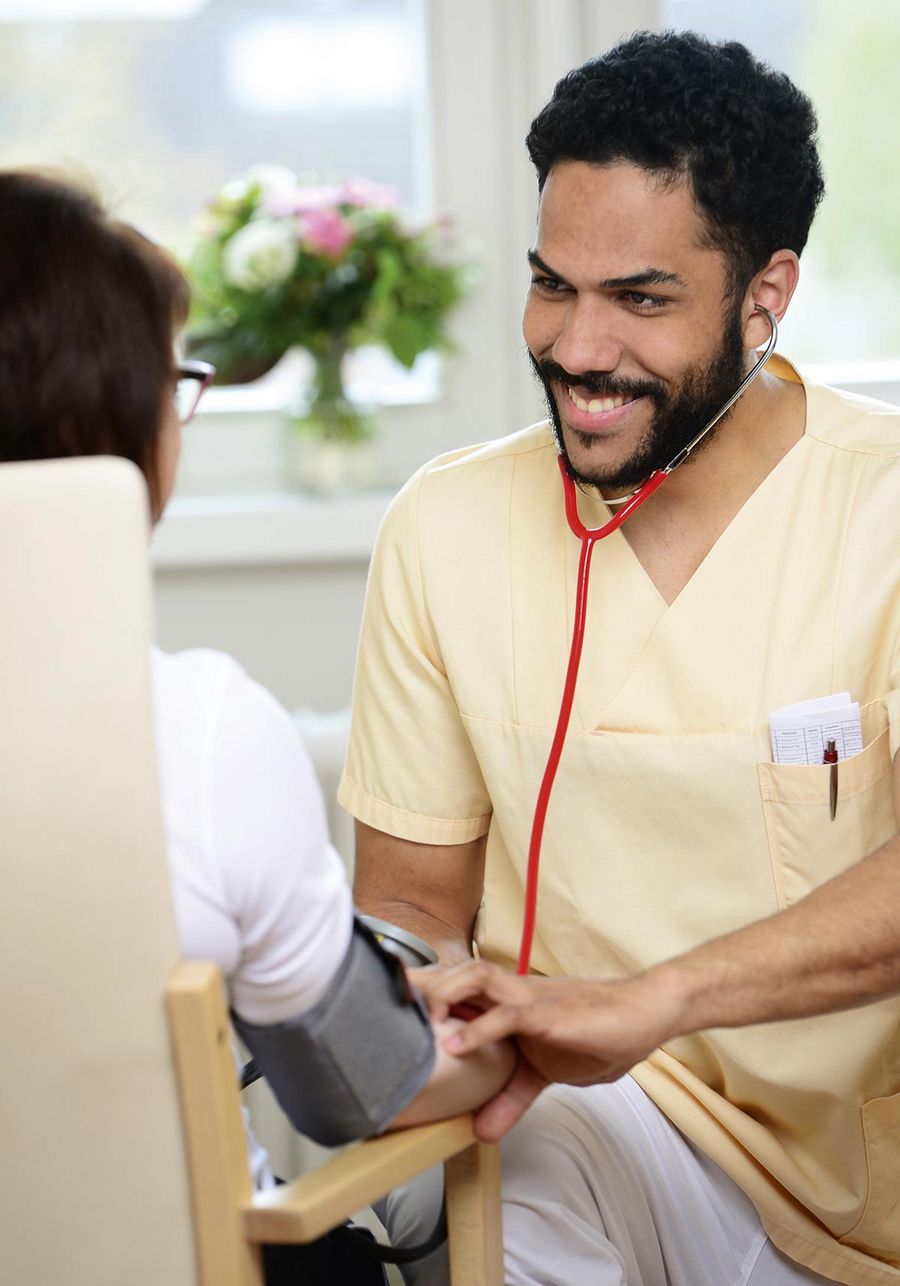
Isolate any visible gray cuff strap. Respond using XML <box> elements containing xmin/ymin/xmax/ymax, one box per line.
<box><xmin>232</xmin><ymin>917</ymin><xmax>435</xmax><ymax>1146</ymax></box>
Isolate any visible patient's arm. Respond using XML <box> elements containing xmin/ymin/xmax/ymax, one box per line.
<box><xmin>233</xmin><ymin>917</ymin><xmax>514</xmax><ymax>1146</ymax></box>
<box><xmin>388</xmin><ymin>1015</ymin><xmax>516</xmax><ymax>1130</ymax></box>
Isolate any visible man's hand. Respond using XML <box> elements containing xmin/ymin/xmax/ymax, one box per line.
<box><xmin>410</xmin><ymin>960</ymin><xmax>680</xmax><ymax>1139</ymax></box>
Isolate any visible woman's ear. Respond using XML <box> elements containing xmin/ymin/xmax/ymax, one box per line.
<box><xmin>743</xmin><ymin>249</ymin><xmax>800</xmax><ymax>348</ymax></box>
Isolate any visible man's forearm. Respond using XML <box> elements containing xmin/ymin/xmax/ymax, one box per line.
<box><xmin>412</xmin><ymin>835</ymin><xmax>900</xmax><ymax>1104</ymax></box>
<box><xmin>656</xmin><ymin>835</ymin><xmax>900</xmax><ymax>1040</ymax></box>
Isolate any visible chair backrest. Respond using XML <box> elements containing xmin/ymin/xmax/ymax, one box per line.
<box><xmin>0</xmin><ymin>458</ymin><xmax>198</xmax><ymax>1285</ymax></box>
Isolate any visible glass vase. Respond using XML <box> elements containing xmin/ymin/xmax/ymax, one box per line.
<box><xmin>285</xmin><ymin>342</ymin><xmax>378</xmax><ymax>493</ymax></box>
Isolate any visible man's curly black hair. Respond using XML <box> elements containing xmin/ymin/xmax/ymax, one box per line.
<box><xmin>526</xmin><ymin>30</ymin><xmax>825</xmax><ymax>296</ymax></box>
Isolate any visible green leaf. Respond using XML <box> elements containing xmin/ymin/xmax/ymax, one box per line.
<box><xmin>385</xmin><ymin>313</ymin><xmax>429</xmax><ymax>368</ymax></box>
<box><xmin>371</xmin><ymin>248</ymin><xmax>403</xmax><ymax>309</ymax></box>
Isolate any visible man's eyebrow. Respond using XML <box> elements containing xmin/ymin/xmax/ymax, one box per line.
<box><xmin>527</xmin><ymin>250</ymin><xmax>686</xmax><ymax>291</ymax></box>
<box><xmin>599</xmin><ymin>268</ymin><xmax>687</xmax><ymax>290</ymax></box>
<box><xmin>527</xmin><ymin>249</ymin><xmax>567</xmax><ymax>280</ymax></box>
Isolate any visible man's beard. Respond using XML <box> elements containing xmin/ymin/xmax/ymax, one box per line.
<box><xmin>529</xmin><ymin>301</ymin><xmax>747</xmax><ymax>493</ymax></box>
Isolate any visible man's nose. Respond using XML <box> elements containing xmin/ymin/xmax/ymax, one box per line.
<box><xmin>552</xmin><ymin>300</ymin><xmax>623</xmax><ymax>377</ymax></box>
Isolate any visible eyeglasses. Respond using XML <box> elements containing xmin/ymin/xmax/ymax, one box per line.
<box><xmin>175</xmin><ymin>360</ymin><xmax>216</xmax><ymax>425</ymax></box>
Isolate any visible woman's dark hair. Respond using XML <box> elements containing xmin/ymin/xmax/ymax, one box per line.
<box><xmin>526</xmin><ymin>30</ymin><xmax>825</xmax><ymax>296</ymax></box>
<box><xmin>0</xmin><ymin>169</ymin><xmax>190</xmax><ymax>517</ymax></box>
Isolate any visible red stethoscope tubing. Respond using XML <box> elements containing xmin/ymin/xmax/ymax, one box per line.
<box><xmin>510</xmin><ymin>308</ymin><xmax>778</xmax><ymax>976</ymax></box>
<box><xmin>515</xmin><ymin>459</ymin><xmax>667</xmax><ymax>973</ymax></box>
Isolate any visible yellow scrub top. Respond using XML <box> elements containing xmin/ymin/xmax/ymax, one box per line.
<box><xmin>339</xmin><ymin>358</ymin><xmax>900</xmax><ymax>1283</ymax></box>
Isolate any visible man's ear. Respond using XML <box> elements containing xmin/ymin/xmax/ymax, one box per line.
<box><xmin>743</xmin><ymin>250</ymin><xmax>800</xmax><ymax>348</ymax></box>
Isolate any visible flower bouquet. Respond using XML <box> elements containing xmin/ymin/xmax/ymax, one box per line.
<box><xmin>183</xmin><ymin>164</ymin><xmax>470</xmax><ymax>445</ymax></box>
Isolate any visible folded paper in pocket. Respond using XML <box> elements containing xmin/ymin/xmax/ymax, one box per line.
<box><xmin>769</xmin><ymin>692</ymin><xmax>862</xmax><ymax>765</ymax></box>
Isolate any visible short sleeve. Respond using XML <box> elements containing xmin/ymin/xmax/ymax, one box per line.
<box><xmin>338</xmin><ymin>469</ymin><xmax>491</xmax><ymax>844</ymax></box>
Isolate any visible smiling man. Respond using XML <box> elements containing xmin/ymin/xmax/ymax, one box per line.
<box><xmin>339</xmin><ymin>30</ymin><xmax>900</xmax><ymax>1286</ymax></box>
<box><xmin>525</xmin><ymin>168</ymin><xmax>751</xmax><ymax>496</ymax></box>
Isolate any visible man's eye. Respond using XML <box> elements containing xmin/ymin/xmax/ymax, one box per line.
<box><xmin>531</xmin><ymin>275</ymin><xmax>567</xmax><ymax>294</ymax></box>
<box><xmin>624</xmin><ymin>291</ymin><xmax>666</xmax><ymax>311</ymax></box>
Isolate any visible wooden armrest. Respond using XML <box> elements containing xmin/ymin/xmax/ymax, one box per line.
<box><xmin>169</xmin><ymin>960</ymin><xmax>502</xmax><ymax>1283</ymax></box>
<box><xmin>244</xmin><ymin>1114</ymin><xmax>478</xmax><ymax>1244</ymax></box>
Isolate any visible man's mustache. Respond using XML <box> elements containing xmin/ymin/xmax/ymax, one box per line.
<box><xmin>535</xmin><ymin>358</ymin><xmax>664</xmax><ymax>402</ymax></box>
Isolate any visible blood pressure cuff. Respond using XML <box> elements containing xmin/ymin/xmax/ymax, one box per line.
<box><xmin>232</xmin><ymin>916</ymin><xmax>435</xmax><ymax>1146</ymax></box>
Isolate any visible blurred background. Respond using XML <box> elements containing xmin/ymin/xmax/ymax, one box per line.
<box><xmin>5</xmin><ymin>0</ymin><xmax>897</xmax><ymax>1186</ymax></box>
<box><xmin>3</xmin><ymin>0</ymin><xmax>897</xmax><ymax>754</ymax></box>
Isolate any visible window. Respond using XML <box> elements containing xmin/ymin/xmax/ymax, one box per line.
<box><xmin>0</xmin><ymin>0</ymin><xmax>428</xmax><ymax>245</ymax></box>
<box><xmin>662</xmin><ymin>0</ymin><xmax>900</xmax><ymax>365</ymax></box>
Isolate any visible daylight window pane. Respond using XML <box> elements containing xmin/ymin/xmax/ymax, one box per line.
<box><xmin>227</xmin><ymin>16</ymin><xmax>415</xmax><ymax>113</ymax></box>
<box><xmin>663</xmin><ymin>0</ymin><xmax>900</xmax><ymax>363</ymax></box>
<box><xmin>0</xmin><ymin>0</ymin><xmax>204</xmax><ymax>18</ymax></box>
<box><xmin>0</xmin><ymin>0</ymin><xmax>425</xmax><ymax>244</ymax></box>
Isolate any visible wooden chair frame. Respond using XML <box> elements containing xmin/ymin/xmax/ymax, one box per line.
<box><xmin>168</xmin><ymin>961</ymin><xmax>503</xmax><ymax>1286</ymax></box>
<box><xmin>0</xmin><ymin>454</ymin><xmax>501</xmax><ymax>1285</ymax></box>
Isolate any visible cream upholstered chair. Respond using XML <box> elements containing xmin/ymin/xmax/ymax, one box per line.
<box><xmin>0</xmin><ymin>456</ymin><xmax>501</xmax><ymax>1286</ymax></box>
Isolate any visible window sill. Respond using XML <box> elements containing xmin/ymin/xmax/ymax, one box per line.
<box><xmin>802</xmin><ymin>359</ymin><xmax>900</xmax><ymax>405</ymax></box>
<box><xmin>152</xmin><ymin>490</ymin><xmax>393</xmax><ymax>570</ymax></box>
<box><xmin>170</xmin><ymin>346</ymin><xmax>448</xmax><ymax>507</ymax></box>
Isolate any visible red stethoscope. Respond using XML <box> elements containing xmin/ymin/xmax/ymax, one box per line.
<box><xmin>516</xmin><ymin>306</ymin><xmax>780</xmax><ymax>974</ymax></box>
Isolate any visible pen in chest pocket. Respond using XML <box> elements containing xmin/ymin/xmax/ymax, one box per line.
<box><xmin>823</xmin><ymin>739</ymin><xmax>838</xmax><ymax>820</ymax></box>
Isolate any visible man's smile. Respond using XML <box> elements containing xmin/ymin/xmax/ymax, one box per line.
<box><xmin>567</xmin><ymin>388</ymin><xmax>631</xmax><ymax>413</ymax></box>
<box><xmin>562</xmin><ymin>385</ymin><xmax>646</xmax><ymax>433</ymax></box>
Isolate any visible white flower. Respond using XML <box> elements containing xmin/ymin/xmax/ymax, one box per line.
<box><xmin>219</xmin><ymin>163</ymin><xmax>298</xmax><ymax>205</ymax></box>
<box><xmin>222</xmin><ymin>219</ymin><xmax>298</xmax><ymax>292</ymax></box>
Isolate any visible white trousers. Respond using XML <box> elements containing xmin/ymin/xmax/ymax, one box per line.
<box><xmin>384</xmin><ymin>1076</ymin><xmax>838</xmax><ymax>1286</ymax></box>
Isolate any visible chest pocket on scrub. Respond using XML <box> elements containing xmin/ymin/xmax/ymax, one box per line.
<box><xmin>757</xmin><ymin>704</ymin><xmax>896</xmax><ymax>910</ymax></box>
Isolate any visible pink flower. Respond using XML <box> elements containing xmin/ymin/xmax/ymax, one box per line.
<box><xmin>338</xmin><ymin>176</ymin><xmax>398</xmax><ymax>209</ymax></box>
<box><xmin>263</xmin><ymin>184</ymin><xmax>342</xmax><ymax>217</ymax></box>
<box><xmin>297</xmin><ymin>207</ymin><xmax>353</xmax><ymax>259</ymax></box>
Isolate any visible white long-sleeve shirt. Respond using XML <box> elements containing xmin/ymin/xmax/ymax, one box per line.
<box><xmin>151</xmin><ymin>646</ymin><xmax>354</xmax><ymax>1183</ymax></box>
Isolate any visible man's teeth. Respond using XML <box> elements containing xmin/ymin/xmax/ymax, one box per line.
<box><xmin>567</xmin><ymin>388</ymin><xmax>632</xmax><ymax>414</ymax></box>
